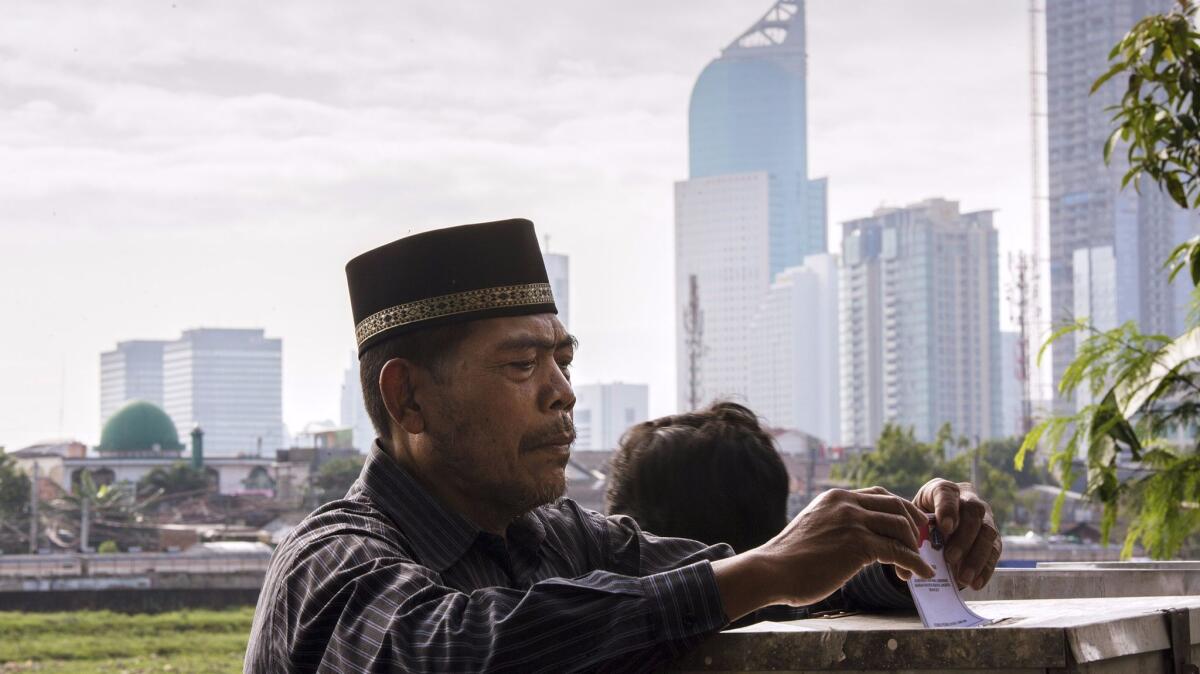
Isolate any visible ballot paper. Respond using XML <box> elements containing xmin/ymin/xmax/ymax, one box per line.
<box><xmin>906</xmin><ymin>516</ymin><xmax>992</xmax><ymax>628</ymax></box>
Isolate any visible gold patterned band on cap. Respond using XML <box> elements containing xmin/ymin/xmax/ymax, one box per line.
<box><xmin>355</xmin><ymin>283</ymin><xmax>555</xmax><ymax>348</ymax></box>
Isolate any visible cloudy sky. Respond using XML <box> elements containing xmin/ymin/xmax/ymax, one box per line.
<box><xmin>0</xmin><ymin>1</ymin><xmax>1037</xmax><ymax>449</ymax></box>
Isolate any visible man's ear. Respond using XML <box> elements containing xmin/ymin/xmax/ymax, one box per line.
<box><xmin>379</xmin><ymin>358</ymin><xmax>426</xmax><ymax>435</ymax></box>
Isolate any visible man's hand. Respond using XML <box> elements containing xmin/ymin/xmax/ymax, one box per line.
<box><xmin>912</xmin><ymin>479</ymin><xmax>1002</xmax><ymax>591</ymax></box>
<box><xmin>713</xmin><ymin>487</ymin><xmax>935</xmax><ymax>619</ymax></box>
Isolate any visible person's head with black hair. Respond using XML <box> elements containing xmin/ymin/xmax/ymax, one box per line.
<box><xmin>606</xmin><ymin>401</ymin><xmax>789</xmax><ymax>553</ymax></box>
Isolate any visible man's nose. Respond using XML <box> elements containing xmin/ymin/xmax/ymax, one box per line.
<box><xmin>545</xmin><ymin>363</ymin><xmax>575</xmax><ymax>412</ymax></box>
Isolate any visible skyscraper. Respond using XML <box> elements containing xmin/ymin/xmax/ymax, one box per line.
<box><xmin>839</xmin><ymin>199</ymin><xmax>1002</xmax><ymax>446</ymax></box>
<box><xmin>100</xmin><ymin>340</ymin><xmax>168</xmax><ymax>425</ymax></box>
<box><xmin>163</xmin><ymin>328</ymin><xmax>283</xmax><ymax>457</ymax></box>
<box><xmin>747</xmin><ymin>253</ymin><xmax>840</xmax><ymax>444</ymax></box>
<box><xmin>675</xmin><ymin>0</ymin><xmax>827</xmax><ymax>411</ymax></box>
<box><xmin>1047</xmin><ymin>0</ymin><xmax>1198</xmax><ymax>400</ymax></box>
<box><xmin>688</xmin><ymin>0</ymin><xmax>827</xmax><ymax>275</ymax></box>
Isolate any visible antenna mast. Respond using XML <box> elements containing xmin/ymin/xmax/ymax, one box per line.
<box><xmin>683</xmin><ymin>274</ymin><xmax>706</xmax><ymax>410</ymax></box>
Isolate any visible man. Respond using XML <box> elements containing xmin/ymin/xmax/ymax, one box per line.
<box><xmin>245</xmin><ymin>219</ymin><xmax>1002</xmax><ymax>673</ymax></box>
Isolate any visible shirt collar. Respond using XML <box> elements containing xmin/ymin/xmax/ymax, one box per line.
<box><xmin>358</xmin><ymin>440</ymin><xmax>546</xmax><ymax>572</ymax></box>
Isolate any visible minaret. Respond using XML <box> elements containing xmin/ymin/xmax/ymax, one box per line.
<box><xmin>190</xmin><ymin>425</ymin><xmax>204</xmax><ymax>470</ymax></box>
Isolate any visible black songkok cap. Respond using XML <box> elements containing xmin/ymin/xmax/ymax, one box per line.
<box><xmin>346</xmin><ymin>218</ymin><xmax>557</xmax><ymax>356</ymax></box>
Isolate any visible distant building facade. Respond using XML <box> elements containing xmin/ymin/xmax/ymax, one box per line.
<box><xmin>163</xmin><ymin>328</ymin><xmax>283</xmax><ymax>457</ymax></box>
<box><xmin>675</xmin><ymin>173</ymin><xmax>771</xmax><ymax>408</ymax></box>
<box><xmin>1047</xmin><ymin>0</ymin><xmax>1197</xmax><ymax>402</ymax></box>
<box><xmin>1000</xmin><ymin>331</ymin><xmax>1023</xmax><ymax>439</ymax></box>
<box><xmin>573</xmin><ymin>383</ymin><xmax>649</xmax><ymax>450</ymax></box>
<box><xmin>100</xmin><ymin>340</ymin><xmax>168</xmax><ymax>424</ymax></box>
<box><xmin>339</xmin><ymin>352</ymin><xmax>375</xmax><ymax>451</ymax></box>
<box><xmin>688</xmin><ymin>0</ymin><xmax>826</xmax><ymax>275</ymax></box>
<box><xmin>675</xmin><ymin>0</ymin><xmax>828</xmax><ymax>413</ymax></box>
<box><xmin>839</xmin><ymin>199</ymin><xmax>1002</xmax><ymax>446</ymax></box>
<box><xmin>542</xmin><ymin>250</ymin><xmax>570</xmax><ymax>329</ymax></box>
<box><xmin>748</xmin><ymin>253</ymin><xmax>840</xmax><ymax>445</ymax></box>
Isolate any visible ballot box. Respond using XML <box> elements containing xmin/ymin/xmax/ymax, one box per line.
<box><xmin>672</xmin><ymin>596</ymin><xmax>1200</xmax><ymax>673</ymax></box>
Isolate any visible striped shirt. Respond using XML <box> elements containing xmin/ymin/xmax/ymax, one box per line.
<box><xmin>245</xmin><ymin>442</ymin><xmax>913</xmax><ymax>673</ymax></box>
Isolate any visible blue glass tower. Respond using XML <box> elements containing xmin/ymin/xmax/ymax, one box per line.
<box><xmin>688</xmin><ymin>0</ymin><xmax>825</xmax><ymax>277</ymax></box>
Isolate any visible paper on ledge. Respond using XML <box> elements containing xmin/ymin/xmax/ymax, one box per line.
<box><xmin>906</xmin><ymin>515</ymin><xmax>992</xmax><ymax>628</ymax></box>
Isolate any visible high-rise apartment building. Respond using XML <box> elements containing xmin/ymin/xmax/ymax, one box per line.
<box><xmin>573</xmin><ymin>383</ymin><xmax>649</xmax><ymax>450</ymax></box>
<box><xmin>1047</xmin><ymin>0</ymin><xmax>1197</xmax><ymax>400</ymax></box>
<box><xmin>675</xmin><ymin>0</ymin><xmax>827</xmax><ymax>411</ymax></box>
<box><xmin>100</xmin><ymin>340</ymin><xmax>168</xmax><ymax>425</ymax></box>
<box><xmin>163</xmin><ymin>328</ymin><xmax>283</xmax><ymax>457</ymax></box>
<box><xmin>840</xmin><ymin>199</ymin><xmax>1002</xmax><ymax>446</ymax></box>
<box><xmin>747</xmin><ymin>253</ymin><xmax>840</xmax><ymax>444</ymax></box>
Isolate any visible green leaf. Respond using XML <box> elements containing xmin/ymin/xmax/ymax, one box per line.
<box><xmin>1092</xmin><ymin>390</ymin><xmax>1144</xmax><ymax>459</ymax></box>
<box><xmin>1166</xmin><ymin>172</ymin><xmax>1188</xmax><ymax>207</ymax></box>
<box><xmin>1104</xmin><ymin>127</ymin><xmax>1122</xmax><ymax>164</ymax></box>
<box><xmin>1115</xmin><ymin>326</ymin><xmax>1200</xmax><ymax>418</ymax></box>
<box><xmin>1092</xmin><ymin>62</ymin><xmax>1128</xmax><ymax>94</ymax></box>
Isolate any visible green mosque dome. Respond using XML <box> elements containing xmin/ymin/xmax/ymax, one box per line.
<box><xmin>98</xmin><ymin>401</ymin><xmax>184</xmax><ymax>453</ymax></box>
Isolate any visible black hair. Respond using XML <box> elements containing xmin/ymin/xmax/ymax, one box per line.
<box><xmin>606</xmin><ymin>401</ymin><xmax>789</xmax><ymax>553</ymax></box>
<box><xmin>358</xmin><ymin>322</ymin><xmax>475</xmax><ymax>440</ymax></box>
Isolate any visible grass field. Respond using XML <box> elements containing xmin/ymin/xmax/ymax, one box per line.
<box><xmin>0</xmin><ymin>608</ymin><xmax>253</xmax><ymax>673</ymax></box>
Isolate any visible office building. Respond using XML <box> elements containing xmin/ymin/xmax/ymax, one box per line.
<box><xmin>163</xmin><ymin>328</ymin><xmax>283</xmax><ymax>457</ymax></box>
<box><xmin>748</xmin><ymin>253</ymin><xmax>840</xmax><ymax>445</ymax></box>
<box><xmin>573</xmin><ymin>383</ymin><xmax>649</xmax><ymax>450</ymax></box>
<box><xmin>676</xmin><ymin>174</ymin><xmax>771</xmax><ymax>408</ymax></box>
<box><xmin>839</xmin><ymin>199</ymin><xmax>1002</xmax><ymax>446</ymax></box>
<box><xmin>675</xmin><ymin>0</ymin><xmax>827</xmax><ymax>412</ymax></box>
<box><xmin>1000</xmin><ymin>331</ymin><xmax>1023</xmax><ymax>439</ymax></box>
<box><xmin>688</xmin><ymin>0</ymin><xmax>827</xmax><ymax>274</ymax></box>
<box><xmin>100</xmin><ymin>340</ymin><xmax>168</xmax><ymax>425</ymax></box>
<box><xmin>1047</xmin><ymin>0</ymin><xmax>1198</xmax><ymax>399</ymax></box>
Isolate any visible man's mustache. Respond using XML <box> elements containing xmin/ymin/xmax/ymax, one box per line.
<box><xmin>520</xmin><ymin>415</ymin><xmax>576</xmax><ymax>452</ymax></box>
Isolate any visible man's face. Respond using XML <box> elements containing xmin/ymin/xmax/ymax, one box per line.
<box><xmin>416</xmin><ymin>313</ymin><xmax>576</xmax><ymax>515</ymax></box>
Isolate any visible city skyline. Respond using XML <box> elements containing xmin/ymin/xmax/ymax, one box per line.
<box><xmin>1</xmin><ymin>1</ymin><xmax>1036</xmax><ymax>449</ymax></box>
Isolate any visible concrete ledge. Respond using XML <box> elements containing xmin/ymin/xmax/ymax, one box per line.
<box><xmin>961</xmin><ymin>566</ymin><xmax>1200</xmax><ymax>601</ymax></box>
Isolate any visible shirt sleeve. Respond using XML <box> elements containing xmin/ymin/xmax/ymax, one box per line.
<box><xmin>595</xmin><ymin>511</ymin><xmax>912</xmax><ymax>630</ymax></box>
<box><xmin>270</xmin><ymin>531</ymin><xmax>728</xmax><ymax>674</ymax></box>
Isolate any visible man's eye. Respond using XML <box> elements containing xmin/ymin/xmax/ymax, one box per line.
<box><xmin>511</xmin><ymin>360</ymin><xmax>536</xmax><ymax>371</ymax></box>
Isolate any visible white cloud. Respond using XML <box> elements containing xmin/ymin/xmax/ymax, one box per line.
<box><xmin>0</xmin><ymin>0</ymin><xmax>1036</xmax><ymax>448</ymax></box>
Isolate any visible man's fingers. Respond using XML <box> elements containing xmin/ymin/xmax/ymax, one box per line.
<box><xmin>973</xmin><ymin>545</ymin><xmax>1003</xmax><ymax>590</ymax></box>
<box><xmin>944</xmin><ymin>501</ymin><xmax>984</xmax><ymax>568</ymax></box>
<box><xmin>860</xmin><ymin>511</ymin><xmax>920</xmax><ymax>550</ymax></box>
<box><xmin>956</xmin><ymin>525</ymin><xmax>998</xmax><ymax>588</ymax></box>
<box><xmin>930</xmin><ymin>481</ymin><xmax>961</xmax><ymax>538</ymax></box>
<box><xmin>854</xmin><ymin>492</ymin><xmax>926</xmax><ymax>541</ymax></box>
<box><xmin>853</xmin><ymin>486</ymin><xmax>889</xmax><ymax>496</ymax></box>
<box><xmin>872</xmin><ymin>536</ymin><xmax>934</xmax><ymax>579</ymax></box>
